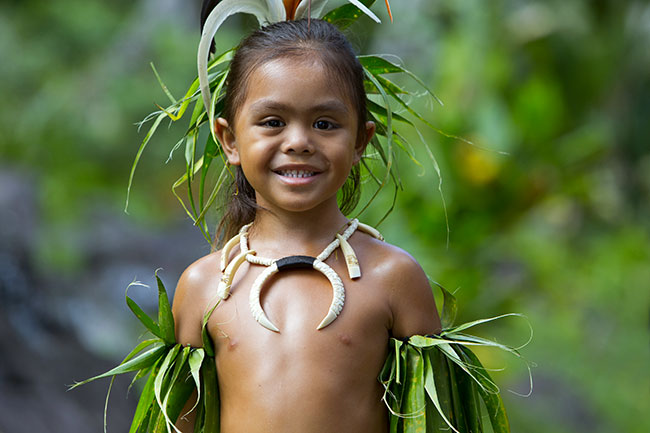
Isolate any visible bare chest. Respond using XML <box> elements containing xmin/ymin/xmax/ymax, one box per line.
<box><xmin>207</xmin><ymin>261</ymin><xmax>391</xmax><ymax>368</ymax></box>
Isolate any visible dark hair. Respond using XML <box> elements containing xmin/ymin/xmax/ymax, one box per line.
<box><xmin>213</xmin><ymin>18</ymin><xmax>369</xmax><ymax>244</ymax></box>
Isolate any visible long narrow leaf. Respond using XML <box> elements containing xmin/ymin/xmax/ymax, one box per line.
<box><xmin>161</xmin><ymin>346</ymin><xmax>191</xmax><ymax>433</ymax></box>
<box><xmin>129</xmin><ymin>357</ymin><xmax>162</xmax><ymax>433</ymax></box>
<box><xmin>155</xmin><ymin>273</ymin><xmax>176</xmax><ymax>345</ymax></box>
<box><xmin>153</xmin><ymin>345</ymin><xmax>182</xmax><ymax>430</ymax></box>
<box><xmin>442</xmin><ymin>313</ymin><xmax>525</xmax><ymax>337</ymax></box>
<box><xmin>122</xmin><ymin>338</ymin><xmax>160</xmax><ymax>364</ymax></box>
<box><xmin>402</xmin><ymin>345</ymin><xmax>425</xmax><ymax>432</ymax></box>
<box><xmin>359</xmin><ymin>55</ymin><xmax>443</xmax><ymax>106</ymax></box>
<box><xmin>424</xmin><ymin>350</ymin><xmax>459</xmax><ymax>433</ymax></box>
<box><xmin>69</xmin><ymin>344</ymin><xmax>166</xmax><ymax>388</ymax></box>
<box><xmin>125</xmin><ymin>282</ymin><xmax>163</xmax><ymax>339</ymax></box>
<box><xmin>151</xmin><ymin>63</ymin><xmax>177</xmax><ymax>104</ymax></box>
<box><xmin>185</xmin><ymin>348</ymin><xmax>205</xmax><ymax>416</ymax></box>
<box><xmin>435</xmin><ymin>282</ymin><xmax>458</xmax><ymax>329</ymax></box>
<box><xmin>125</xmin><ymin>112</ymin><xmax>167</xmax><ymax>212</ymax></box>
<box><xmin>459</xmin><ymin>347</ymin><xmax>510</xmax><ymax>433</ymax></box>
<box><xmin>202</xmin><ymin>357</ymin><xmax>220</xmax><ymax>433</ymax></box>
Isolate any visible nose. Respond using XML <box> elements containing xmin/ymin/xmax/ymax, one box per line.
<box><xmin>281</xmin><ymin>124</ymin><xmax>314</xmax><ymax>154</ymax></box>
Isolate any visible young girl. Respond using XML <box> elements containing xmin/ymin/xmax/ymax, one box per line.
<box><xmin>74</xmin><ymin>5</ymin><xmax>518</xmax><ymax>433</ymax></box>
<box><xmin>171</xmin><ymin>18</ymin><xmax>441</xmax><ymax>433</ymax></box>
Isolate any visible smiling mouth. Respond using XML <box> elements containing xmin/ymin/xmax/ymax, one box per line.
<box><xmin>275</xmin><ymin>169</ymin><xmax>316</xmax><ymax>178</ymax></box>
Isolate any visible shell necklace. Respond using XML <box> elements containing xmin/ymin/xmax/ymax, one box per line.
<box><xmin>216</xmin><ymin>219</ymin><xmax>384</xmax><ymax>332</ymax></box>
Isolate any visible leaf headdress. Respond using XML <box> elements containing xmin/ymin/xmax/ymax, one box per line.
<box><xmin>127</xmin><ymin>0</ymin><xmax>452</xmax><ymax>244</ymax></box>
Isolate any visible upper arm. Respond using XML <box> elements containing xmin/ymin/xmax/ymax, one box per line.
<box><xmin>386</xmin><ymin>250</ymin><xmax>441</xmax><ymax>339</ymax></box>
<box><xmin>172</xmin><ymin>253</ymin><xmax>220</xmax><ymax>348</ymax></box>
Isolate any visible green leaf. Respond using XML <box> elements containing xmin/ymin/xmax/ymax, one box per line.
<box><xmin>155</xmin><ymin>272</ymin><xmax>176</xmax><ymax>345</ymax></box>
<box><xmin>122</xmin><ymin>338</ymin><xmax>160</xmax><ymax>364</ymax></box>
<box><xmin>202</xmin><ymin>301</ymin><xmax>220</xmax><ymax>357</ymax></box>
<box><xmin>366</xmin><ymin>99</ymin><xmax>413</xmax><ymax>126</ymax></box>
<box><xmin>408</xmin><ymin>334</ymin><xmax>451</xmax><ymax>348</ymax></box>
<box><xmin>129</xmin><ymin>357</ymin><xmax>162</xmax><ymax>433</ymax></box>
<box><xmin>69</xmin><ymin>344</ymin><xmax>166</xmax><ymax>388</ymax></box>
<box><xmin>184</xmin><ymin>134</ymin><xmax>197</xmax><ymax>181</ymax></box>
<box><xmin>202</xmin><ymin>357</ymin><xmax>220</xmax><ymax>433</ymax></box>
<box><xmin>446</xmin><ymin>333</ymin><xmax>523</xmax><ymax>360</ymax></box>
<box><xmin>125</xmin><ymin>111</ymin><xmax>167</xmax><ymax>212</ymax></box>
<box><xmin>402</xmin><ymin>345</ymin><xmax>425</xmax><ymax>432</ymax></box>
<box><xmin>453</xmin><ymin>346</ymin><xmax>484</xmax><ymax>433</ymax></box>
<box><xmin>359</xmin><ymin>55</ymin><xmax>443</xmax><ymax>106</ymax></box>
<box><xmin>370</xmin><ymin>74</ymin><xmax>408</xmax><ymax>96</ymax></box>
<box><xmin>199</xmin><ymin>132</ymin><xmax>219</xmax><ymax>209</ymax></box>
<box><xmin>323</xmin><ymin>0</ymin><xmax>377</xmax><ymax>30</ymax></box>
<box><xmin>459</xmin><ymin>347</ymin><xmax>510</xmax><ymax>433</ymax></box>
<box><xmin>424</xmin><ymin>350</ymin><xmax>458</xmax><ymax>433</ymax></box>
<box><xmin>186</xmin><ymin>348</ymin><xmax>205</xmax><ymax>416</ymax></box>
<box><xmin>442</xmin><ymin>313</ymin><xmax>525</xmax><ymax>337</ymax></box>
<box><xmin>435</xmin><ymin>282</ymin><xmax>458</xmax><ymax>329</ymax></box>
<box><xmin>195</xmin><ymin>164</ymin><xmax>229</xmax><ymax>234</ymax></box>
<box><xmin>125</xmin><ymin>282</ymin><xmax>163</xmax><ymax>339</ymax></box>
<box><xmin>357</xmin><ymin>68</ymin><xmax>395</xmax><ymax>218</ymax></box>
<box><xmin>446</xmin><ymin>357</ymin><xmax>467</xmax><ymax>431</ymax></box>
<box><xmin>359</xmin><ymin>55</ymin><xmax>403</xmax><ymax>75</ymax></box>
<box><xmin>126</xmin><ymin>296</ymin><xmax>162</xmax><ymax>339</ymax></box>
<box><xmin>160</xmin><ymin>346</ymin><xmax>192</xmax><ymax>431</ymax></box>
<box><xmin>153</xmin><ymin>344</ymin><xmax>182</xmax><ymax>430</ymax></box>
<box><xmin>151</xmin><ymin>62</ymin><xmax>177</xmax><ymax>104</ymax></box>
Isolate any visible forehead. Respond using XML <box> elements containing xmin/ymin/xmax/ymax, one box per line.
<box><xmin>240</xmin><ymin>57</ymin><xmax>354</xmax><ymax>114</ymax></box>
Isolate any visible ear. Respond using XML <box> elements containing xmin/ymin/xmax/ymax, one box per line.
<box><xmin>353</xmin><ymin>121</ymin><xmax>375</xmax><ymax>164</ymax></box>
<box><xmin>215</xmin><ymin>117</ymin><xmax>240</xmax><ymax>165</ymax></box>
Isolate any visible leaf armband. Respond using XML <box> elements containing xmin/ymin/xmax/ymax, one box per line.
<box><xmin>70</xmin><ymin>276</ymin><xmax>220</xmax><ymax>433</ymax></box>
<box><xmin>379</xmin><ymin>284</ymin><xmax>531</xmax><ymax>433</ymax></box>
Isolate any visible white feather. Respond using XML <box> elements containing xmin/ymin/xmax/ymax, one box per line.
<box><xmin>346</xmin><ymin>0</ymin><xmax>381</xmax><ymax>23</ymax></box>
<box><xmin>294</xmin><ymin>0</ymin><xmax>330</xmax><ymax>19</ymax></box>
<box><xmin>198</xmin><ymin>0</ymin><xmax>286</xmax><ymax>138</ymax></box>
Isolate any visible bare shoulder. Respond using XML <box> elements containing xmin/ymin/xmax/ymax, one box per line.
<box><xmin>353</xmin><ymin>231</ymin><xmax>441</xmax><ymax>338</ymax></box>
<box><xmin>172</xmin><ymin>251</ymin><xmax>221</xmax><ymax>347</ymax></box>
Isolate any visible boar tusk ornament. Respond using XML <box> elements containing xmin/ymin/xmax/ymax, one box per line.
<box><xmin>217</xmin><ymin>219</ymin><xmax>384</xmax><ymax>332</ymax></box>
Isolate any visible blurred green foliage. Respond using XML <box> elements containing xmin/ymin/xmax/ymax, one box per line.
<box><xmin>1</xmin><ymin>0</ymin><xmax>648</xmax><ymax>432</ymax></box>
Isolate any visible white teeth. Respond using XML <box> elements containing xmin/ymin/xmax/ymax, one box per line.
<box><xmin>278</xmin><ymin>169</ymin><xmax>315</xmax><ymax>178</ymax></box>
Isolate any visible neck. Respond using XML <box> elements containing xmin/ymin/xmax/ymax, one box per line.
<box><xmin>248</xmin><ymin>203</ymin><xmax>350</xmax><ymax>258</ymax></box>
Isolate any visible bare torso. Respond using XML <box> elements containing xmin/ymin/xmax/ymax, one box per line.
<box><xmin>173</xmin><ymin>230</ymin><xmax>440</xmax><ymax>433</ymax></box>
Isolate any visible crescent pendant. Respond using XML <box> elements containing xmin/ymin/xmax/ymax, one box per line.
<box><xmin>248</xmin><ymin>255</ymin><xmax>345</xmax><ymax>332</ymax></box>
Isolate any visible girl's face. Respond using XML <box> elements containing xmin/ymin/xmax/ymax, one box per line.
<box><xmin>217</xmin><ymin>58</ymin><xmax>375</xmax><ymax>215</ymax></box>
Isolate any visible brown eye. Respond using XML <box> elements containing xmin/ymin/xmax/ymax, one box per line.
<box><xmin>314</xmin><ymin>120</ymin><xmax>335</xmax><ymax>130</ymax></box>
<box><xmin>262</xmin><ymin>119</ymin><xmax>284</xmax><ymax>128</ymax></box>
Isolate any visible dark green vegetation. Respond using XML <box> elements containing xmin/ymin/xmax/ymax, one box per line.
<box><xmin>1</xmin><ymin>1</ymin><xmax>649</xmax><ymax>432</ymax></box>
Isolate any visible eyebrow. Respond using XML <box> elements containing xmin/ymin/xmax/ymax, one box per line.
<box><xmin>248</xmin><ymin>99</ymin><xmax>350</xmax><ymax>115</ymax></box>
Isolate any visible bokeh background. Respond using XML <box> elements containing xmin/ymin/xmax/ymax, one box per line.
<box><xmin>1</xmin><ymin>0</ymin><xmax>648</xmax><ymax>432</ymax></box>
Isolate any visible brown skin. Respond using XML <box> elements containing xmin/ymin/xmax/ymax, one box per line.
<box><xmin>172</xmin><ymin>58</ymin><xmax>441</xmax><ymax>433</ymax></box>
